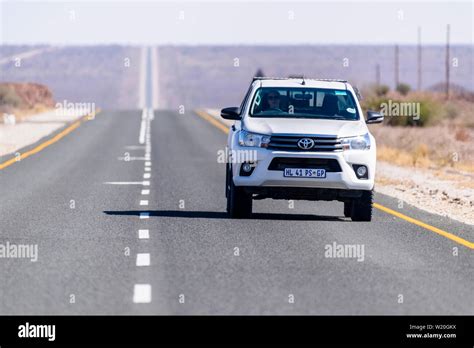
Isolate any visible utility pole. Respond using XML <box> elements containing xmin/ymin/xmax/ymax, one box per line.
<box><xmin>417</xmin><ymin>26</ymin><xmax>422</xmax><ymax>91</ymax></box>
<box><xmin>445</xmin><ymin>24</ymin><xmax>450</xmax><ymax>99</ymax></box>
<box><xmin>395</xmin><ymin>44</ymin><xmax>399</xmax><ymax>88</ymax></box>
<box><xmin>375</xmin><ymin>64</ymin><xmax>381</xmax><ymax>86</ymax></box>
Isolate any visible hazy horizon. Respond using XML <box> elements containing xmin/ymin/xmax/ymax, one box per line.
<box><xmin>1</xmin><ymin>1</ymin><xmax>472</xmax><ymax>45</ymax></box>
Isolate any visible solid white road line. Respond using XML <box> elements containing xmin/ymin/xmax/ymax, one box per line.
<box><xmin>133</xmin><ymin>284</ymin><xmax>151</xmax><ymax>303</ymax></box>
<box><xmin>139</xmin><ymin>212</ymin><xmax>150</xmax><ymax>219</ymax></box>
<box><xmin>143</xmin><ymin>173</ymin><xmax>151</xmax><ymax>179</ymax></box>
<box><xmin>138</xmin><ymin>229</ymin><xmax>150</xmax><ymax>239</ymax></box>
<box><xmin>140</xmin><ymin>200</ymin><xmax>149</xmax><ymax>206</ymax></box>
<box><xmin>141</xmin><ymin>189</ymin><xmax>150</xmax><ymax>195</ymax></box>
<box><xmin>137</xmin><ymin>46</ymin><xmax>147</xmax><ymax>109</ymax></box>
<box><xmin>136</xmin><ymin>253</ymin><xmax>150</xmax><ymax>266</ymax></box>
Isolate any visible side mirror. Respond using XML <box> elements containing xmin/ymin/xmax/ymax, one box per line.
<box><xmin>366</xmin><ymin>110</ymin><xmax>384</xmax><ymax>124</ymax></box>
<box><xmin>221</xmin><ymin>107</ymin><xmax>241</xmax><ymax>120</ymax></box>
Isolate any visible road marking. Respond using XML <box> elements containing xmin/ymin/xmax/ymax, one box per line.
<box><xmin>139</xmin><ymin>212</ymin><xmax>150</xmax><ymax>219</ymax></box>
<box><xmin>194</xmin><ymin>109</ymin><xmax>229</xmax><ymax>134</ymax></box>
<box><xmin>374</xmin><ymin>203</ymin><xmax>474</xmax><ymax>249</ymax></box>
<box><xmin>140</xmin><ymin>200</ymin><xmax>149</xmax><ymax>206</ymax></box>
<box><xmin>124</xmin><ymin>145</ymin><xmax>146</xmax><ymax>150</ymax></box>
<box><xmin>194</xmin><ymin>109</ymin><xmax>474</xmax><ymax>250</ymax></box>
<box><xmin>144</xmin><ymin>167</ymin><xmax>151</xmax><ymax>172</ymax></box>
<box><xmin>136</xmin><ymin>253</ymin><xmax>150</xmax><ymax>266</ymax></box>
<box><xmin>133</xmin><ymin>284</ymin><xmax>151</xmax><ymax>303</ymax></box>
<box><xmin>104</xmin><ymin>181</ymin><xmax>148</xmax><ymax>185</ymax></box>
<box><xmin>139</xmin><ymin>109</ymin><xmax>147</xmax><ymax>144</ymax></box>
<box><xmin>143</xmin><ymin>173</ymin><xmax>151</xmax><ymax>179</ymax></box>
<box><xmin>141</xmin><ymin>189</ymin><xmax>150</xmax><ymax>195</ymax></box>
<box><xmin>138</xmin><ymin>46</ymin><xmax>147</xmax><ymax>109</ymax></box>
<box><xmin>145</xmin><ymin>161</ymin><xmax>152</xmax><ymax>166</ymax></box>
<box><xmin>138</xmin><ymin>229</ymin><xmax>150</xmax><ymax>239</ymax></box>
<box><xmin>0</xmin><ymin>111</ymin><xmax>99</xmax><ymax>171</ymax></box>
<box><xmin>117</xmin><ymin>156</ymin><xmax>148</xmax><ymax>161</ymax></box>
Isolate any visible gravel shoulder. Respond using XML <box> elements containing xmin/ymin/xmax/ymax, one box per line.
<box><xmin>0</xmin><ymin>110</ymin><xmax>89</xmax><ymax>157</ymax></box>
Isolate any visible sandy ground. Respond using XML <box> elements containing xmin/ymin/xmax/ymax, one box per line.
<box><xmin>0</xmin><ymin>110</ymin><xmax>88</xmax><ymax>157</ymax></box>
<box><xmin>376</xmin><ymin>162</ymin><xmax>473</xmax><ymax>225</ymax></box>
<box><xmin>204</xmin><ymin>108</ymin><xmax>473</xmax><ymax>225</ymax></box>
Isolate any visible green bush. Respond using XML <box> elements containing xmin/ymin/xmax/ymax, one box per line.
<box><xmin>362</xmin><ymin>95</ymin><xmax>442</xmax><ymax>127</ymax></box>
<box><xmin>396</xmin><ymin>83</ymin><xmax>411</xmax><ymax>96</ymax></box>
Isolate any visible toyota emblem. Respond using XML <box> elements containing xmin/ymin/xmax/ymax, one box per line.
<box><xmin>297</xmin><ymin>138</ymin><xmax>315</xmax><ymax>150</ymax></box>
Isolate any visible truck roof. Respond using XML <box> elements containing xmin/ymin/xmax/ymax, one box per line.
<box><xmin>254</xmin><ymin>77</ymin><xmax>349</xmax><ymax>90</ymax></box>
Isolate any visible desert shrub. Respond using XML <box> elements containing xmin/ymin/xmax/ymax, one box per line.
<box><xmin>362</xmin><ymin>95</ymin><xmax>442</xmax><ymax>127</ymax></box>
<box><xmin>396</xmin><ymin>83</ymin><xmax>411</xmax><ymax>96</ymax></box>
<box><xmin>375</xmin><ymin>85</ymin><xmax>390</xmax><ymax>96</ymax></box>
<box><xmin>0</xmin><ymin>85</ymin><xmax>22</xmax><ymax>108</ymax></box>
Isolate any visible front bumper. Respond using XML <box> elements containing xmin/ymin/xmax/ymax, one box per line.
<box><xmin>231</xmin><ymin>143</ymin><xmax>376</xmax><ymax>191</ymax></box>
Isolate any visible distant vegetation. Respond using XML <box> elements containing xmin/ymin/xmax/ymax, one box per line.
<box><xmin>361</xmin><ymin>85</ymin><xmax>473</xmax><ymax>128</ymax></box>
<box><xmin>0</xmin><ymin>83</ymin><xmax>54</xmax><ymax>115</ymax></box>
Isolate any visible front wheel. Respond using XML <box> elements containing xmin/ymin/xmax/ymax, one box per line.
<box><xmin>227</xmin><ymin>176</ymin><xmax>252</xmax><ymax>219</ymax></box>
<box><xmin>350</xmin><ymin>190</ymin><xmax>373</xmax><ymax>222</ymax></box>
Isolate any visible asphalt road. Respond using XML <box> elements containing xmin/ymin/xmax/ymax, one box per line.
<box><xmin>0</xmin><ymin>105</ymin><xmax>473</xmax><ymax>315</ymax></box>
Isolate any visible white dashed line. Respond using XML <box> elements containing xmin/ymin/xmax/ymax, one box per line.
<box><xmin>138</xmin><ymin>229</ymin><xmax>150</xmax><ymax>239</ymax></box>
<box><xmin>133</xmin><ymin>284</ymin><xmax>151</xmax><ymax>303</ymax></box>
<box><xmin>136</xmin><ymin>253</ymin><xmax>150</xmax><ymax>266</ymax></box>
<box><xmin>143</xmin><ymin>181</ymin><xmax>150</xmax><ymax>186</ymax></box>
<box><xmin>139</xmin><ymin>120</ymin><xmax>147</xmax><ymax>145</ymax></box>
<box><xmin>104</xmin><ymin>181</ymin><xmax>146</xmax><ymax>185</ymax></box>
<box><xmin>144</xmin><ymin>167</ymin><xmax>151</xmax><ymax>172</ymax></box>
<box><xmin>141</xmin><ymin>189</ymin><xmax>150</xmax><ymax>195</ymax></box>
<box><xmin>140</xmin><ymin>200</ymin><xmax>149</xmax><ymax>206</ymax></box>
<box><xmin>145</xmin><ymin>161</ymin><xmax>152</xmax><ymax>166</ymax></box>
<box><xmin>139</xmin><ymin>212</ymin><xmax>150</xmax><ymax>219</ymax></box>
<box><xmin>143</xmin><ymin>173</ymin><xmax>151</xmax><ymax>179</ymax></box>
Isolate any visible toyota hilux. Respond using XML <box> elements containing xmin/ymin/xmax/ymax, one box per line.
<box><xmin>222</xmin><ymin>77</ymin><xmax>383</xmax><ymax>221</ymax></box>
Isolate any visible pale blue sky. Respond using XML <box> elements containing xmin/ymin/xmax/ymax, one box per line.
<box><xmin>1</xmin><ymin>0</ymin><xmax>472</xmax><ymax>45</ymax></box>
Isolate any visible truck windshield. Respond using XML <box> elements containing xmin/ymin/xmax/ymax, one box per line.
<box><xmin>249</xmin><ymin>87</ymin><xmax>359</xmax><ymax>120</ymax></box>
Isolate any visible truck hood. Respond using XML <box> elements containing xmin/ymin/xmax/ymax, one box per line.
<box><xmin>243</xmin><ymin>117</ymin><xmax>368</xmax><ymax>138</ymax></box>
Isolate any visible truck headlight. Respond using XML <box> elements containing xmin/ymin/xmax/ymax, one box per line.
<box><xmin>238</xmin><ymin>130</ymin><xmax>271</xmax><ymax>148</ymax></box>
<box><xmin>341</xmin><ymin>133</ymin><xmax>371</xmax><ymax>150</ymax></box>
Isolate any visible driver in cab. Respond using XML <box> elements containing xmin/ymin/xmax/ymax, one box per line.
<box><xmin>263</xmin><ymin>91</ymin><xmax>282</xmax><ymax>111</ymax></box>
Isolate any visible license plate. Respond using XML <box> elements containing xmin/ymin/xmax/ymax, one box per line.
<box><xmin>283</xmin><ymin>168</ymin><xmax>326</xmax><ymax>178</ymax></box>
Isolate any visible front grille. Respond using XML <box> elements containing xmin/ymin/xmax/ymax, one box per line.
<box><xmin>268</xmin><ymin>135</ymin><xmax>342</xmax><ymax>152</ymax></box>
<box><xmin>268</xmin><ymin>157</ymin><xmax>342</xmax><ymax>172</ymax></box>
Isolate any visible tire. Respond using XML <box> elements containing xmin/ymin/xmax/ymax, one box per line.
<box><xmin>350</xmin><ymin>190</ymin><xmax>373</xmax><ymax>222</ymax></box>
<box><xmin>227</xmin><ymin>174</ymin><xmax>252</xmax><ymax>219</ymax></box>
<box><xmin>225</xmin><ymin>164</ymin><xmax>231</xmax><ymax>213</ymax></box>
<box><xmin>343</xmin><ymin>201</ymin><xmax>352</xmax><ymax>218</ymax></box>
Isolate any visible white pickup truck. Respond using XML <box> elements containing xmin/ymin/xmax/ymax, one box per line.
<box><xmin>222</xmin><ymin>77</ymin><xmax>383</xmax><ymax>221</ymax></box>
